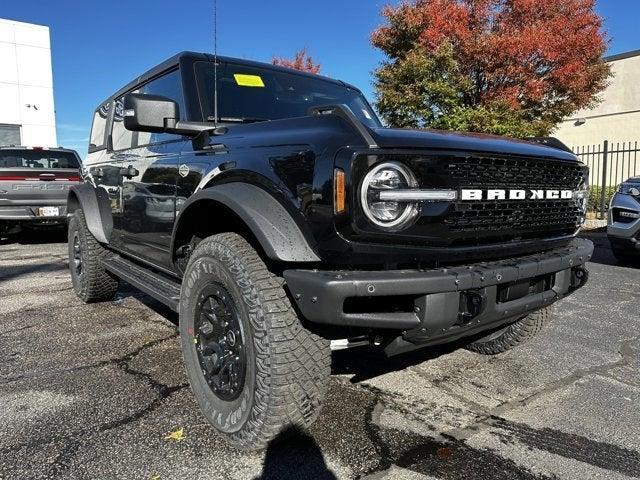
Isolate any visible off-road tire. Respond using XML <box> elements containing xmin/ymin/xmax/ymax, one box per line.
<box><xmin>179</xmin><ymin>232</ymin><xmax>331</xmax><ymax>451</ymax></box>
<box><xmin>465</xmin><ymin>307</ymin><xmax>552</xmax><ymax>355</ymax></box>
<box><xmin>68</xmin><ymin>209</ymin><xmax>119</xmax><ymax>302</ymax></box>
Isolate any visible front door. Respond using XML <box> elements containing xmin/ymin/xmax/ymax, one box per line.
<box><xmin>110</xmin><ymin>69</ymin><xmax>188</xmax><ymax>270</ymax></box>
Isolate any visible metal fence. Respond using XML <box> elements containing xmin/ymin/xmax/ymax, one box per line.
<box><xmin>572</xmin><ymin>140</ymin><xmax>640</xmax><ymax>219</ymax></box>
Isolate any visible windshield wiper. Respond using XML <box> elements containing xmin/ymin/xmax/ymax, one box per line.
<box><xmin>207</xmin><ymin>116</ymin><xmax>270</xmax><ymax>124</ymax></box>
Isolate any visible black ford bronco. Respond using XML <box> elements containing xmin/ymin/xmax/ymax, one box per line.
<box><xmin>68</xmin><ymin>52</ymin><xmax>593</xmax><ymax>450</ymax></box>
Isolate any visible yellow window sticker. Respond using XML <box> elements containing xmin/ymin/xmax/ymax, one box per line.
<box><xmin>234</xmin><ymin>74</ymin><xmax>265</xmax><ymax>87</ymax></box>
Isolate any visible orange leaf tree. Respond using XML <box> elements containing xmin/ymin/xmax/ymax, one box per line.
<box><xmin>272</xmin><ymin>48</ymin><xmax>321</xmax><ymax>74</ymax></box>
<box><xmin>372</xmin><ymin>0</ymin><xmax>611</xmax><ymax>136</ymax></box>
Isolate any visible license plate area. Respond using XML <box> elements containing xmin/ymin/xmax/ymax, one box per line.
<box><xmin>36</xmin><ymin>207</ymin><xmax>60</xmax><ymax>217</ymax></box>
<box><xmin>496</xmin><ymin>274</ymin><xmax>555</xmax><ymax>303</ymax></box>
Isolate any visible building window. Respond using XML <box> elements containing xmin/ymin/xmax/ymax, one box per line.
<box><xmin>0</xmin><ymin>124</ymin><xmax>21</xmax><ymax>146</ymax></box>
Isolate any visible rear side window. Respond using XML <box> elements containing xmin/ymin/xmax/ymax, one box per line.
<box><xmin>89</xmin><ymin>103</ymin><xmax>110</xmax><ymax>151</ymax></box>
<box><xmin>0</xmin><ymin>150</ymin><xmax>80</xmax><ymax>169</ymax></box>
<box><xmin>111</xmin><ymin>95</ymin><xmax>136</xmax><ymax>151</ymax></box>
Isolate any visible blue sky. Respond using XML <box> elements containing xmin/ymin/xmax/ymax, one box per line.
<box><xmin>1</xmin><ymin>0</ymin><xmax>637</xmax><ymax>156</ymax></box>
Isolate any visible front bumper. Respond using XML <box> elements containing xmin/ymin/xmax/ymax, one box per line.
<box><xmin>284</xmin><ymin>238</ymin><xmax>593</xmax><ymax>349</ymax></box>
<box><xmin>608</xmin><ymin>193</ymin><xmax>640</xmax><ymax>237</ymax></box>
<box><xmin>607</xmin><ymin>194</ymin><xmax>640</xmax><ymax>254</ymax></box>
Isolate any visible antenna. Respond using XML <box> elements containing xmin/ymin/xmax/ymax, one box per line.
<box><xmin>213</xmin><ymin>0</ymin><xmax>219</xmax><ymax>125</ymax></box>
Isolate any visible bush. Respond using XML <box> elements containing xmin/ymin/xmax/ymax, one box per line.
<box><xmin>588</xmin><ymin>186</ymin><xmax>617</xmax><ymax>212</ymax></box>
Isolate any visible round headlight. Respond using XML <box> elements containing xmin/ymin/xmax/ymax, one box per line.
<box><xmin>360</xmin><ymin>162</ymin><xmax>419</xmax><ymax>230</ymax></box>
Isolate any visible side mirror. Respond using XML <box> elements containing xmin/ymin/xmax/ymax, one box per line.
<box><xmin>123</xmin><ymin>93</ymin><xmax>179</xmax><ymax>134</ymax></box>
<box><xmin>123</xmin><ymin>92</ymin><xmax>218</xmax><ymax>138</ymax></box>
<box><xmin>630</xmin><ymin>187</ymin><xmax>640</xmax><ymax>197</ymax></box>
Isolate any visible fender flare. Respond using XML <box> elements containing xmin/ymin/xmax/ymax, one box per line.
<box><xmin>172</xmin><ymin>183</ymin><xmax>321</xmax><ymax>263</ymax></box>
<box><xmin>67</xmin><ymin>184</ymin><xmax>113</xmax><ymax>244</ymax></box>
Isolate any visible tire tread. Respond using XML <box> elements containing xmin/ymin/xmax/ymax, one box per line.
<box><xmin>465</xmin><ymin>307</ymin><xmax>551</xmax><ymax>355</ymax></box>
<box><xmin>185</xmin><ymin>232</ymin><xmax>330</xmax><ymax>450</ymax></box>
<box><xmin>68</xmin><ymin>209</ymin><xmax>118</xmax><ymax>302</ymax></box>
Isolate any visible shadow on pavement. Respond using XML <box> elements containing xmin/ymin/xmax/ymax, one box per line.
<box><xmin>580</xmin><ymin>230</ymin><xmax>640</xmax><ymax>268</ymax></box>
<box><xmin>115</xmin><ymin>282</ymin><xmax>180</xmax><ymax>326</ymax></box>
<box><xmin>331</xmin><ymin>343</ymin><xmax>459</xmax><ymax>383</ymax></box>
<box><xmin>0</xmin><ymin>261</ymin><xmax>68</xmax><ymax>282</ymax></box>
<box><xmin>255</xmin><ymin>425</ymin><xmax>337</xmax><ymax>480</ymax></box>
<box><xmin>0</xmin><ymin>227</ymin><xmax>67</xmax><ymax>246</ymax></box>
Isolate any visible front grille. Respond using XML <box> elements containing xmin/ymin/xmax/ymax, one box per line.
<box><xmin>411</xmin><ymin>154</ymin><xmax>589</xmax><ymax>246</ymax></box>
<box><xmin>442</xmin><ymin>156</ymin><xmax>587</xmax><ymax>189</ymax></box>
<box><xmin>612</xmin><ymin>208</ymin><xmax>639</xmax><ymax>224</ymax></box>
<box><xmin>445</xmin><ymin>200</ymin><xmax>583</xmax><ymax>244</ymax></box>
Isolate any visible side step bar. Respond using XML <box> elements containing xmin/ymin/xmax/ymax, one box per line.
<box><xmin>101</xmin><ymin>255</ymin><xmax>181</xmax><ymax>311</ymax></box>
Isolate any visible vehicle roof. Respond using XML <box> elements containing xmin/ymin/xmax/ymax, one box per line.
<box><xmin>98</xmin><ymin>51</ymin><xmax>361</xmax><ymax>108</ymax></box>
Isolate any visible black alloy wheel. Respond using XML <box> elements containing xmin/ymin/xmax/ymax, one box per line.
<box><xmin>194</xmin><ymin>284</ymin><xmax>246</xmax><ymax>401</ymax></box>
<box><xmin>71</xmin><ymin>232</ymin><xmax>83</xmax><ymax>279</ymax></box>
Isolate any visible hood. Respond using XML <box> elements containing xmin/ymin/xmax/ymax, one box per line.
<box><xmin>370</xmin><ymin>127</ymin><xmax>579</xmax><ymax>161</ymax></box>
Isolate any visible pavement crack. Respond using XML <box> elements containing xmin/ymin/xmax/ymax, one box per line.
<box><xmin>409</xmin><ymin>366</ymin><xmax>492</xmax><ymax>415</ymax></box>
<box><xmin>353</xmin><ymin>384</ymin><xmax>553</xmax><ymax>480</ymax></box>
<box><xmin>0</xmin><ymin>332</ymin><xmax>178</xmax><ymax>385</ymax></box>
<box><xmin>0</xmin><ymin>324</ymin><xmax>35</xmax><ymax>337</ymax></box>
<box><xmin>0</xmin><ymin>332</ymin><xmax>187</xmax><ymax>476</ymax></box>
<box><xmin>0</xmin><ymin>285</ymin><xmax>73</xmax><ymax>298</ymax></box>
<box><xmin>47</xmin><ymin>439</ymin><xmax>81</xmax><ymax>478</ymax></box>
<box><xmin>445</xmin><ymin>336</ymin><xmax>640</xmax><ymax>441</ymax></box>
<box><xmin>486</xmin><ymin>416</ymin><xmax>640</xmax><ymax>477</ymax></box>
<box><xmin>98</xmin><ymin>383</ymin><xmax>189</xmax><ymax>432</ymax></box>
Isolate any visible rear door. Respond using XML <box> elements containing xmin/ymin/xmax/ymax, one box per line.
<box><xmin>0</xmin><ymin>148</ymin><xmax>80</xmax><ymax>219</ymax></box>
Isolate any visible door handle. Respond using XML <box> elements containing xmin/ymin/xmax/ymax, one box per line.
<box><xmin>120</xmin><ymin>165</ymin><xmax>139</xmax><ymax>179</ymax></box>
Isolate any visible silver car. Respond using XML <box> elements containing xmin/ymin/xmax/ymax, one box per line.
<box><xmin>608</xmin><ymin>176</ymin><xmax>640</xmax><ymax>262</ymax></box>
<box><xmin>0</xmin><ymin>146</ymin><xmax>81</xmax><ymax>237</ymax></box>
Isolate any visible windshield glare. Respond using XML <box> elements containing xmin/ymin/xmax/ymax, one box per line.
<box><xmin>197</xmin><ymin>62</ymin><xmax>381</xmax><ymax>129</ymax></box>
<box><xmin>0</xmin><ymin>150</ymin><xmax>80</xmax><ymax>169</ymax></box>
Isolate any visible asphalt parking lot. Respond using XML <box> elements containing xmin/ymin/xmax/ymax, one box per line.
<box><xmin>1</xmin><ymin>230</ymin><xmax>639</xmax><ymax>480</ymax></box>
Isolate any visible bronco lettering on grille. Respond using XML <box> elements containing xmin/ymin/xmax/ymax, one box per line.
<box><xmin>460</xmin><ymin>189</ymin><xmax>574</xmax><ymax>201</ymax></box>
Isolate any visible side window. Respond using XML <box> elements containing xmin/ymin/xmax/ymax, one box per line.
<box><xmin>111</xmin><ymin>96</ymin><xmax>135</xmax><ymax>151</ymax></box>
<box><xmin>89</xmin><ymin>103</ymin><xmax>109</xmax><ymax>151</ymax></box>
<box><xmin>138</xmin><ymin>69</ymin><xmax>186</xmax><ymax>146</ymax></box>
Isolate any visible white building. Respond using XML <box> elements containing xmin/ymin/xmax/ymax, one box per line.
<box><xmin>0</xmin><ymin>18</ymin><xmax>57</xmax><ymax>147</ymax></box>
<box><xmin>554</xmin><ymin>49</ymin><xmax>640</xmax><ymax>148</ymax></box>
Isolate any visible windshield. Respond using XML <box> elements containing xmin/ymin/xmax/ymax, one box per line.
<box><xmin>196</xmin><ymin>61</ymin><xmax>381</xmax><ymax>128</ymax></box>
<box><xmin>0</xmin><ymin>150</ymin><xmax>80</xmax><ymax>169</ymax></box>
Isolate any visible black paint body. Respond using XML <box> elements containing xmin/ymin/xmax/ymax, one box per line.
<box><xmin>81</xmin><ymin>52</ymin><xmax>588</xmax><ymax>274</ymax></box>
<box><xmin>73</xmin><ymin>52</ymin><xmax>593</xmax><ymax>348</ymax></box>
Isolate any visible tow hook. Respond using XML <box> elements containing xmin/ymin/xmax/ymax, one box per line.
<box><xmin>330</xmin><ymin>334</ymin><xmax>384</xmax><ymax>351</ymax></box>
<box><xmin>570</xmin><ymin>266</ymin><xmax>589</xmax><ymax>291</ymax></box>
